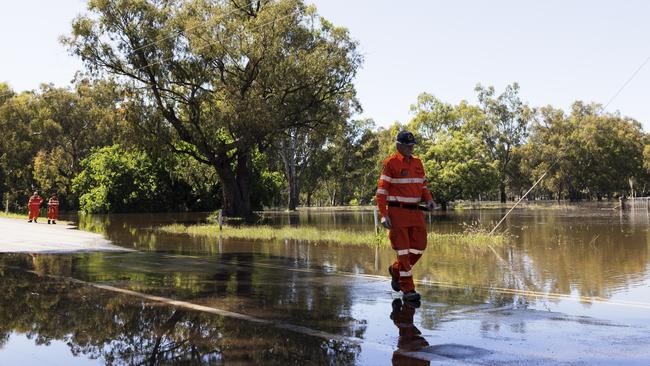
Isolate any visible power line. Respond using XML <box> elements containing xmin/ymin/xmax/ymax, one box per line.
<box><xmin>603</xmin><ymin>55</ymin><xmax>650</xmax><ymax>111</ymax></box>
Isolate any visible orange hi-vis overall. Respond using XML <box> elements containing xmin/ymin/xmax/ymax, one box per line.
<box><xmin>376</xmin><ymin>152</ymin><xmax>433</xmax><ymax>293</ymax></box>
<box><xmin>28</xmin><ymin>195</ymin><xmax>43</xmax><ymax>221</ymax></box>
<box><xmin>48</xmin><ymin>197</ymin><xmax>59</xmax><ymax>220</ymax></box>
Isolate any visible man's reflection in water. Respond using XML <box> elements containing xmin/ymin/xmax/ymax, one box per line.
<box><xmin>390</xmin><ymin>298</ymin><xmax>430</xmax><ymax>366</ymax></box>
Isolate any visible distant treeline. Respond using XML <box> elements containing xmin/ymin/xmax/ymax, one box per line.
<box><xmin>1</xmin><ymin>0</ymin><xmax>647</xmax><ymax>217</ymax></box>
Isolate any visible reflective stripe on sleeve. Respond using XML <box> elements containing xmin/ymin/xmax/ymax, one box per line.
<box><xmin>396</xmin><ymin>249</ymin><xmax>409</xmax><ymax>256</ymax></box>
<box><xmin>376</xmin><ymin>188</ymin><xmax>388</xmax><ymax>195</ymax></box>
<box><xmin>390</xmin><ymin>177</ymin><xmax>425</xmax><ymax>184</ymax></box>
<box><xmin>409</xmin><ymin>249</ymin><xmax>423</xmax><ymax>254</ymax></box>
<box><xmin>380</xmin><ymin>175</ymin><xmax>392</xmax><ymax>182</ymax></box>
<box><xmin>399</xmin><ymin>271</ymin><xmax>412</xmax><ymax>277</ymax></box>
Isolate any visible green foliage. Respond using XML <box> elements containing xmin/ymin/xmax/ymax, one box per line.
<box><xmin>306</xmin><ymin>119</ymin><xmax>379</xmax><ymax>206</ymax></box>
<box><xmin>643</xmin><ymin>144</ymin><xmax>650</xmax><ymax>178</ymax></box>
<box><xmin>250</xmin><ymin>148</ymin><xmax>286</xmax><ymax>209</ymax></box>
<box><xmin>33</xmin><ymin>148</ymin><xmax>70</xmax><ymax>198</ymax></box>
<box><xmin>524</xmin><ymin>102</ymin><xmax>645</xmax><ymax>200</ymax></box>
<box><xmin>0</xmin><ymin>81</ymin><xmax>125</xmax><ymax>210</ymax></box>
<box><xmin>0</xmin><ymin>92</ymin><xmax>40</xmax><ymax>208</ymax></box>
<box><xmin>73</xmin><ymin>144</ymin><xmax>225</xmax><ymax>213</ymax></box>
<box><xmin>424</xmin><ymin>130</ymin><xmax>498</xmax><ymax>205</ymax></box>
<box><xmin>475</xmin><ymin>83</ymin><xmax>533</xmax><ymax>202</ymax></box>
<box><xmin>409</xmin><ymin>94</ymin><xmax>498</xmax><ymax>206</ymax></box>
<box><xmin>73</xmin><ymin>145</ymin><xmax>162</xmax><ymax>213</ymax></box>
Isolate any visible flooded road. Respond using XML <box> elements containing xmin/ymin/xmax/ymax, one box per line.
<box><xmin>2</xmin><ymin>205</ymin><xmax>650</xmax><ymax>365</ymax></box>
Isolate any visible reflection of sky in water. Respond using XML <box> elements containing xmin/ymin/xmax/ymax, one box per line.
<box><xmin>0</xmin><ymin>333</ymin><xmax>101</xmax><ymax>366</ymax></box>
<box><xmin>525</xmin><ymin>288</ymin><xmax>650</xmax><ymax>325</ymax></box>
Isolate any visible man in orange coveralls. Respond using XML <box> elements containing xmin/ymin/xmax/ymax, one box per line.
<box><xmin>47</xmin><ymin>193</ymin><xmax>59</xmax><ymax>224</ymax></box>
<box><xmin>376</xmin><ymin>131</ymin><xmax>435</xmax><ymax>303</ymax></box>
<box><xmin>27</xmin><ymin>191</ymin><xmax>43</xmax><ymax>223</ymax></box>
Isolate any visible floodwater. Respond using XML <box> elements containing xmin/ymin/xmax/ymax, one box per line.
<box><xmin>2</xmin><ymin>204</ymin><xmax>650</xmax><ymax>365</ymax></box>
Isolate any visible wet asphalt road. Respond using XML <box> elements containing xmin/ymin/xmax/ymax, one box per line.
<box><xmin>2</xmin><ymin>248</ymin><xmax>650</xmax><ymax>365</ymax></box>
<box><xmin>0</xmin><ymin>217</ymin><xmax>124</xmax><ymax>252</ymax></box>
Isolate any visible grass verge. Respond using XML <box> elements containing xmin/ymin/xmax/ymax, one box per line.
<box><xmin>0</xmin><ymin>211</ymin><xmax>28</xmax><ymax>220</ymax></box>
<box><xmin>159</xmin><ymin>224</ymin><xmax>509</xmax><ymax>247</ymax></box>
<box><xmin>0</xmin><ymin>211</ymin><xmax>70</xmax><ymax>225</ymax></box>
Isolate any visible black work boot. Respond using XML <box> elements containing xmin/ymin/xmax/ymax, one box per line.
<box><xmin>27</xmin><ymin>220</ymin><xmax>32</xmax><ymax>223</ymax></box>
<box><xmin>389</xmin><ymin>298</ymin><xmax>402</xmax><ymax>320</ymax></box>
<box><xmin>52</xmin><ymin>220</ymin><xmax>56</xmax><ymax>224</ymax></box>
<box><xmin>47</xmin><ymin>220</ymin><xmax>51</xmax><ymax>224</ymax></box>
<box><xmin>34</xmin><ymin>219</ymin><xmax>37</xmax><ymax>223</ymax></box>
<box><xmin>403</xmin><ymin>298</ymin><xmax>421</xmax><ymax>309</ymax></box>
<box><xmin>388</xmin><ymin>265</ymin><xmax>400</xmax><ymax>292</ymax></box>
<box><xmin>403</xmin><ymin>290</ymin><xmax>421</xmax><ymax>303</ymax></box>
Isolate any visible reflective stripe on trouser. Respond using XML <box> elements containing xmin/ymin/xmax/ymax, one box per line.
<box><xmin>48</xmin><ymin>207</ymin><xmax>59</xmax><ymax>220</ymax></box>
<box><xmin>28</xmin><ymin>208</ymin><xmax>39</xmax><ymax>220</ymax></box>
<box><xmin>388</xmin><ymin>225</ymin><xmax>427</xmax><ymax>293</ymax></box>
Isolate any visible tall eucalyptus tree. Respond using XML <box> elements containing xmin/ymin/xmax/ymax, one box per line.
<box><xmin>65</xmin><ymin>0</ymin><xmax>360</xmax><ymax>218</ymax></box>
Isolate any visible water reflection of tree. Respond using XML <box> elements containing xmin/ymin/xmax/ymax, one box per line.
<box><xmin>44</xmin><ymin>211</ymin><xmax>650</xmax><ymax>334</ymax></box>
<box><xmin>75</xmin><ymin>211</ymin><xmax>650</xmax><ymax>302</ymax></box>
<box><xmin>48</xmin><ymin>247</ymin><xmax>368</xmax><ymax>339</ymax></box>
<box><xmin>0</xmin><ymin>265</ymin><xmax>361</xmax><ymax>365</ymax></box>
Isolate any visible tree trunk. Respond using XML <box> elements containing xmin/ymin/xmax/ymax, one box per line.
<box><xmin>0</xmin><ymin>167</ymin><xmax>3</xmax><ymax>206</ymax></box>
<box><xmin>290</xmin><ymin>179</ymin><xmax>299</xmax><ymax>210</ymax></box>
<box><xmin>213</xmin><ymin>153</ymin><xmax>253</xmax><ymax>219</ymax></box>
<box><xmin>235</xmin><ymin>150</ymin><xmax>253</xmax><ymax>216</ymax></box>
<box><xmin>569</xmin><ymin>188</ymin><xmax>580</xmax><ymax>202</ymax></box>
<box><xmin>286</xmin><ymin>161</ymin><xmax>299</xmax><ymax>211</ymax></box>
<box><xmin>278</xmin><ymin>131</ymin><xmax>300</xmax><ymax>211</ymax></box>
<box><xmin>499</xmin><ymin>182</ymin><xmax>507</xmax><ymax>203</ymax></box>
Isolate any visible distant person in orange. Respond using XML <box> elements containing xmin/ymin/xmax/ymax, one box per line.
<box><xmin>47</xmin><ymin>193</ymin><xmax>59</xmax><ymax>224</ymax></box>
<box><xmin>27</xmin><ymin>191</ymin><xmax>43</xmax><ymax>223</ymax></box>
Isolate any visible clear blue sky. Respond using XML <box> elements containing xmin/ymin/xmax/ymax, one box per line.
<box><xmin>2</xmin><ymin>0</ymin><xmax>649</xmax><ymax>129</ymax></box>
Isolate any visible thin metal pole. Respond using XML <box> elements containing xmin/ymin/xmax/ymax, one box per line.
<box><xmin>373</xmin><ymin>207</ymin><xmax>379</xmax><ymax>234</ymax></box>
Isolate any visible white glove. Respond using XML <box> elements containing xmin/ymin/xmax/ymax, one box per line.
<box><xmin>381</xmin><ymin>216</ymin><xmax>392</xmax><ymax>229</ymax></box>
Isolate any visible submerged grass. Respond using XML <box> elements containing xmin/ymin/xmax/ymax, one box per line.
<box><xmin>159</xmin><ymin>223</ymin><xmax>509</xmax><ymax>247</ymax></box>
<box><xmin>453</xmin><ymin>201</ymin><xmax>582</xmax><ymax>210</ymax></box>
